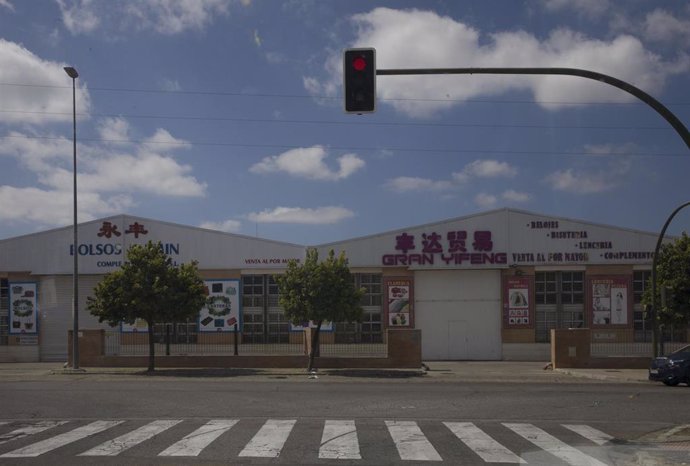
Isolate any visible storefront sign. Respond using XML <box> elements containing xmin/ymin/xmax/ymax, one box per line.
<box><xmin>588</xmin><ymin>276</ymin><xmax>630</xmax><ymax>326</ymax></box>
<box><xmin>385</xmin><ymin>278</ymin><xmax>413</xmax><ymax>327</ymax></box>
<box><xmin>9</xmin><ymin>283</ymin><xmax>38</xmax><ymax>335</ymax></box>
<box><xmin>503</xmin><ymin>277</ymin><xmax>533</xmax><ymax>328</ymax></box>
<box><xmin>290</xmin><ymin>321</ymin><xmax>334</xmax><ymax>332</ymax></box>
<box><xmin>382</xmin><ymin>230</ymin><xmax>507</xmax><ymax>266</ymax></box>
<box><xmin>198</xmin><ymin>280</ymin><xmax>240</xmax><ymax>332</ymax></box>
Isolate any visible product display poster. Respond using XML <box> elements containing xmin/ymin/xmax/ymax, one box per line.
<box><xmin>386</xmin><ymin>278</ymin><xmax>413</xmax><ymax>327</ymax></box>
<box><xmin>590</xmin><ymin>277</ymin><xmax>629</xmax><ymax>326</ymax></box>
<box><xmin>199</xmin><ymin>280</ymin><xmax>240</xmax><ymax>332</ymax></box>
<box><xmin>9</xmin><ymin>282</ymin><xmax>38</xmax><ymax>334</ymax></box>
<box><xmin>121</xmin><ymin>319</ymin><xmax>149</xmax><ymax>333</ymax></box>
<box><xmin>290</xmin><ymin>321</ymin><xmax>334</xmax><ymax>332</ymax></box>
<box><xmin>503</xmin><ymin>276</ymin><xmax>532</xmax><ymax>328</ymax></box>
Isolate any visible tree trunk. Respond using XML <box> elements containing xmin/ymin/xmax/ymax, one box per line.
<box><xmin>308</xmin><ymin>320</ymin><xmax>322</xmax><ymax>372</ymax></box>
<box><xmin>147</xmin><ymin>320</ymin><xmax>155</xmax><ymax>372</ymax></box>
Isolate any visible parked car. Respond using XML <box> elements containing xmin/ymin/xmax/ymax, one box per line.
<box><xmin>649</xmin><ymin>345</ymin><xmax>690</xmax><ymax>386</ymax></box>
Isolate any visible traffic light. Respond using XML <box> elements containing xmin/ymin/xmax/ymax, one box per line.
<box><xmin>344</xmin><ymin>48</ymin><xmax>376</xmax><ymax>113</ymax></box>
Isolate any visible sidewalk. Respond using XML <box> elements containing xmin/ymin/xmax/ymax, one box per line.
<box><xmin>0</xmin><ymin>360</ymin><xmax>652</xmax><ymax>384</ymax></box>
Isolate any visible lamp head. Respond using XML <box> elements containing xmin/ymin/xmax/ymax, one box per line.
<box><xmin>64</xmin><ymin>67</ymin><xmax>79</xmax><ymax>79</ymax></box>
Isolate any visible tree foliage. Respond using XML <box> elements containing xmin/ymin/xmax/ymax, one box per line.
<box><xmin>87</xmin><ymin>241</ymin><xmax>206</xmax><ymax>371</ymax></box>
<box><xmin>643</xmin><ymin>232</ymin><xmax>690</xmax><ymax>327</ymax></box>
<box><xmin>276</xmin><ymin>249</ymin><xmax>364</xmax><ymax>371</ymax></box>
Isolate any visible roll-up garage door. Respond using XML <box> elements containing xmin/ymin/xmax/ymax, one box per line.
<box><xmin>414</xmin><ymin>270</ymin><xmax>501</xmax><ymax>360</ymax></box>
<box><xmin>39</xmin><ymin>275</ymin><xmax>105</xmax><ymax>361</ymax></box>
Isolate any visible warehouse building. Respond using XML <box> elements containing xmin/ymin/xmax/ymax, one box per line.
<box><xmin>0</xmin><ymin>209</ymin><xmax>673</xmax><ymax>363</ymax></box>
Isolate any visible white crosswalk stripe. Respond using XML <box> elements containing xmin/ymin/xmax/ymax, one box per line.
<box><xmin>79</xmin><ymin>419</ymin><xmax>182</xmax><ymax>456</ymax></box>
<box><xmin>444</xmin><ymin>422</ymin><xmax>526</xmax><ymax>464</ymax></box>
<box><xmin>0</xmin><ymin>421</ymin><xmax>68</xmax><ymax>445</ymax></box>
<box><xmin>504</xmin><ymin>423</ymin><xmax>608</xmax><ymax>466</ymax></box>
<box><xmin>0</xmin><ymin>420</ymin><xmax>123</xmax><ymax>457</ymax></box>
<box><xmin>238</xmin><ymin>419</ymin><xmax>296</xmax><ymax>458</ymax></box>
<box><xmin>385</xmin><ymin>420</ymin><xmax>442</xmax><ymax>461</ymax></box>
<box><xmin>159</xmin><ymin>419</ymin><xmax>238</xmax><ymax>456</ymax></box>
<box><xmin>562</xmin><ymin>424</ymin><xmax>614</xmax><ymax>446</ymax></box>
<box><xmin>319</xmin><ymin>420</ymin><xmax>361</xmax><ymax>459</ymax></box>
<box><xmin>0</xmin><ymin>418</ymin><xmax>622</xmax><ymax>462</ymax></box>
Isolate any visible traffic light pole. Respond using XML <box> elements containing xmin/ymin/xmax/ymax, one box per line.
<box><xmin>375</xmin><ymin>66</ymin><xmax>690</xmax><ymax>358</ymax></box>
<box><xmin>376</xmin><ymin>67</ymin><xmax>690</xmax><ymax>149</ymax></box>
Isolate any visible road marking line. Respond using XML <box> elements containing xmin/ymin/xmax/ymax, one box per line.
<box><xmin>444</xmin><ymin>422</ymin><xmax>526</xmax><ymax>463</ymax></box>
<box><xmin>238</xmin><ymin>419</ymin><xmax>296</xmax><ymax>458</ymax></box>
<box><xmin>79</xmin><ymin>419</ymin><xmax>182</xmax><ymax>456</ymax></box>
<box><xmin>319</xmin><ymin>420</ymin><xmax>361</xmax><ymax>459</ymax></box>
<box><xmin>0</xmin><ymin>421</ymin><xmax>69</xmax><ymax>445</ymax></box>
<box><xmin>503</xmin><ymin>423</ymin><xmax>608</xmax><ymax>466</ymax></box>
<box><xmin>562</xmin><ymin>424</ymin><xmax>614</xmax><ymax>446</ymax></box>
<box><xmin>0</xmin><ymin>420</ymin><xmax>123</xmax><ymax>457</ymax></box>
<box><xmin>385</xmin><ymin>420</ymin><xmax>442</xmax><ymax>461</ymax></box>
<box><xmin>158</xmin><ymin>419</ymin><xmax>238</xmax><ymax>456</ymax></box>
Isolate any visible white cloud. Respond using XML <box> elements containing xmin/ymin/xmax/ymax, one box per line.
<box><xmin>97</xmin><ymin>117</ymin><xmax>131</xmax><ymax>145</ymax></box>
<box><xmin>0</xmin><ymin>39</ymin><xmax>91</xmax><ymax>124</ymax></box>
<box><xmin>454</xmin><ymin>160</ymin><xmax>517</xmax><ymax>182</ymax></box>
<box><xmin>0</xmin><ymin>122</ymin><xmax>207</xmax><ymax>226</ymax></box>
<box><xmin>544</xmin><ymin>169</ymin><xmax>612</xmax><ymax>194</ymax></box>
<box><xmin>0</xmin><ymin>0</ymin><xmax>14</xmax><ymax>11</ymax></box>
<box><xmin>56</xmin><ymin>0</ymin><xmax>100</xmax><ymax>34</ymax></box>
<box><xmin>250</xmin><ymin>146</ymin><xmax>365</xmax><ymax>181</ymax></box>
<box><xmin>306</xmin><ymin>8</ymin><xmax>688</xmax><ymax>117</ymax></box>
<box><xmin>248</xmin><ymin>206</ymin><xmax>355</xmax><ymax>225</ymax></box>
<box><xmin>643</xmin><ymin>9</ymin><xmax>690</xmax><ymax>44</ymax></box>
<box><xmin>199</xmin><ymin>219</ymin><xmax>242</xmax><ymax>233</ymax></box>
<box><xmin>56</xmin><ymin>0</ymin><xmax>231</xmax><ymax>35</ymax></box>
<box><xmin>542</xmin><ymin>0</ymin><xmax>610</xmax><ymax>18</ymax></box>
<box><xmin>384</xmin><ymin>176</ymin><xmax>453</xmax><ymax>193</ymax></box>
<box><xmin>502</xmin><ymin>190</ymin><xmax>531</xmax><ymax>203</ymax></box>
<box><xmin>474</xmin><ymin>193</ymin><xmax>498</xmax><ymax>208</ymax></box>
<box><xmin>0</xmin><ymin>186</ymin><xmax>133</xmax><ymax>226</ymax></box>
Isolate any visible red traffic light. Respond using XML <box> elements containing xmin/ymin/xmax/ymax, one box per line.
<box><xmin>352</xmin><ymin>56</ymin><xmax>367</xmax><ymax>71</ymax></box>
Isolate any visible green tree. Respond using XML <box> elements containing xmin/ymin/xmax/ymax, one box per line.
<box><xmin>87</xmin><ymin>241</ymin><xmax>206</xmax><ymax>371</ymax></box>
<box><xmin>643</xmin><ymin>232</ymin><xmax>690</xmax><ymax>328</ymax></box>
<box><xmin>277</xmin><ymin>249</ymin><xmax>364</xmax><ymax>372</ymax></box>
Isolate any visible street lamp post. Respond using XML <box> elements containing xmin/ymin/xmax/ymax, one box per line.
<box><xmin>64</xmin><ymin>66</ymin><xmax>79</xmax><ymax>370</ymax></box>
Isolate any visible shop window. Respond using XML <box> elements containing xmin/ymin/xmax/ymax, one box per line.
<box><xmin>241</xmin><ymin>275</ymin><xmax>288</xmax><ymax>344</ymax></box>
<box><xmin>633</xmin><ymin>270</ymin><xmax>652</xmax><ymax>342</ymax></box>
<box><xmin>0</xmin><ymin>279</ymin><xmax>8</xmax><ymax>346</ymax></box>
<box><xmin>535</xmin><ymin>271</ymin><xmax>585</xmax><ymax>342</ymax></box>
<box><xmin>335</xmin><ymin>274</ymin><xmax>383</xmax><ymax>343</ymax></box>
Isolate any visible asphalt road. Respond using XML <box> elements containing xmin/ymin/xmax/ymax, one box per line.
<box><xmin>1</xmin><ymin>372</ymin><xmax>689</xmax><ymax>465</ymax></box>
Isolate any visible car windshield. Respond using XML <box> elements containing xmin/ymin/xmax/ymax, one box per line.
<box><xmin>669</xmin><ymin>346</ymin><xmax>690</xmax><ymax>359</ymax></box>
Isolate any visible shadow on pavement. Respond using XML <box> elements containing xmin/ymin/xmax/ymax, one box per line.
<box><xmin>135</xmin><ymin>368</ymin><xmax>263</xmax><ymax>378</ymax></box>
<box><xmin>323</xmin><ymin>369</ymin><xmax>426</xmax><ymax>379</ymax></box>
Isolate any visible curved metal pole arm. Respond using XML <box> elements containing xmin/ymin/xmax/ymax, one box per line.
<box><xmin>651</xmin><ymin>201</ymin><xmax>690</xmax><ymax>357</ymax></box>
<box><xmin>377</xmin><ymin>67</ymin><xmax>690</xmax><ymax>149</ymax></box>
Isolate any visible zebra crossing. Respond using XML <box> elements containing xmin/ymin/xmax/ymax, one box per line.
<box><xmin>0</xmin><ymin>417</ymin><xmax>617</xmax><ymax>464</ymax></box>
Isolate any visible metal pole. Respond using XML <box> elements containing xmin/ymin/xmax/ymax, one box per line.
<box><xmin>376</xmin><ymin>67</ymin><xmax>690</xmax><ymax>149</ymax></box>
<box><xmin>64</xmin><ymin>67</ymin><xmax>79</xmax><ymax>369</ymax></box>
<box><xmin>650</xmin><ymin>201</ymin><xmax>690</xmax><ymax>357</ymax></box>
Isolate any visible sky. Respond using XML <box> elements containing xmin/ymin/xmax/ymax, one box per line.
<box><xmin>0</xmin><ymin>0</ymin><xmax>689</xmax><ymax>246</ymax></box>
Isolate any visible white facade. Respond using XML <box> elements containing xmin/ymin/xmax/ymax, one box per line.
<box><xmin>0</xmin><ymin>209</ymin><xmax>668</xmax><ymax>362</ymax></box>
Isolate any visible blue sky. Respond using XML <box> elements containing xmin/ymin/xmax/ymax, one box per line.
<box><xmin>0</xmin><ymin>0</ymin><xmax>689</xmax><ymax>246</ymax></box>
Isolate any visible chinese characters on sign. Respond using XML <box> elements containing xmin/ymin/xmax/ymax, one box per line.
<box><xmin>9</xmin><ymin>283</ymin><xmax>38</xmax><ymax>335</ymax></box>
<box><xmin>590</xmin><ymin>277</ymin><xmax>629</xmax><ymax>326</ymax></box>
<box><xmin>382</xmin><ymin>230</ymin><xmax>506</xmax><ymax>266</ymax></box>
<box><xmin>503</xmin><ymin>277</ymin><xmax>532</xmax><ymax>328</ymax></box>
<box><xmin>385</xmin><ymin>278</ymin><xmax>413</xmax><ymax>327</ymax></box>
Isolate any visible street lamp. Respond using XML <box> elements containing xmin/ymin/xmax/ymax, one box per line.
<box><xmin>64</xmin><ymin>66</ymin><xmax>80</xmax><ymax>370</ymax></box>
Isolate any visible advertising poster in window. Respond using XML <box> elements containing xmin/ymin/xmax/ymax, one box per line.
<box><xmin>289</xmin><ymin>321</ymin><xmax>334</xmax><ymax>332</ymax></box>
<box><xmin>199</xmin><ymin>279</ymin><xmax>240</xmax><ymax>332</ymax></box>
<box><xmin>121</xmin><ymin>319</ymin><xmax>149</xmax><ymax>333</ymax></box>
<box><xmin>9</xmin><ymin>283</ymin><xmax>38</xmax><ymax>335</ymax></box>
<box><xmin>503</xmin><ymin>276</ymin><xmax>532</xmax><ymax>328</ymax></box>
<box><xmin>589</xmin><ymin>277</ymin><xmax>630</xmax><ymax>326</ymax></box>
<box><xmin>385</xmin><ymin>278</ymin><xmax>413</xmax><ymax>327</ymax></box>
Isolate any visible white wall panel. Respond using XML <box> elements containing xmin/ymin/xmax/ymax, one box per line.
<box><xmin>415</xmin><ymin>270</ymin><xmax>501</xmax><ymax>360</ymax></box>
